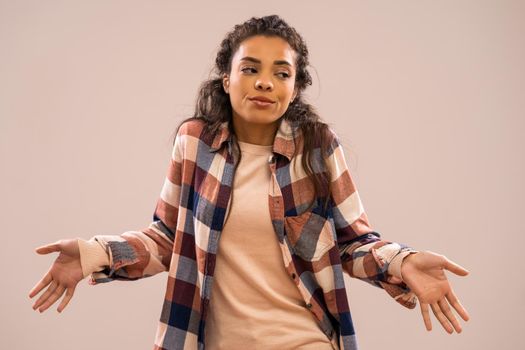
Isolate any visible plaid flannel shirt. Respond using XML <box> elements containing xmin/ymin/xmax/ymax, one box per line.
<box><xmin>79</xmin><ymin>117</ymin><xmax>418</xmax><ymax>350</ymax></box>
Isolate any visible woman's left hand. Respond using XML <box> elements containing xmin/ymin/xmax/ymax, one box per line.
<box><xmin>400</xmin><ymin>251</ymin><xmax>470</xmax><ymax>334</ymax></box>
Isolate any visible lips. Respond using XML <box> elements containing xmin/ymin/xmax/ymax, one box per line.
<box><xmin>249</xmin><ymin>96</ymin><xmax>275</xmax><ymax>103</ymax></box>
<box><xmin>250</xmin><ymin>99</ymin><xmax>274</xmax><ymax>108</ymax></box>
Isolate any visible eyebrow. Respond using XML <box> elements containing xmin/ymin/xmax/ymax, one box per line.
<box><xmin>239</xmin><ymin>56</ymin><xmax>293</xmax><ymax>67</ymax></box>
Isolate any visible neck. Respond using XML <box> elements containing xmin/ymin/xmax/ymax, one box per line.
<box><xmin>232</xmin><ymin>115</ymin><xmax>280</xmax><ymax>146</ymax></box>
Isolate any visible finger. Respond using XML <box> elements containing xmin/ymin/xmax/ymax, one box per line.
<box><xmin>38</xmin><ymin>285</ymin><xmax>66</xmax><ymax>313</ymax></box>
<box><xmin>35</xmin><ymin>241</ymin><xmax>61</xmax><ymax>255</ymax></box>
<box><xmin>32</xmin><ymin>280</ymin><xmax>58</xmax><ymax>311</ymax></box>
<box><xmin>420</xmin><ymin>302</ymin><xmax>432</xmax><ymax>331</ymax></box>
<box><xmin>443</xmin><ymin>257</ymin><xmax>469</xmax><ymax>276</ymax></box>
<box><xmin>446</xmin><ymin>289</ymin><xmax>470</xmax><ymax>321</ymax></box>
<box><xmin>29</xmin><ymin>272</ymin><xmax>53</xmax><ymax>298</ymax></box>
<box><xmin>438</xmin><ymin>298</ymin><xmax>462</xmax><ymax>333</ymax></box>
<box><xmin>430</xmin><ymin>302</ymin><xmax>453</xmax><ymax>334</ymax></box>
<box><xmin>57</xmin><ymin>286</ymin><xmax>76</xmax><ymax>313</ymax></box>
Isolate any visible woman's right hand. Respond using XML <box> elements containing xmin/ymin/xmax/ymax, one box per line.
<box><xmin>29</xmin><ymin>238</ymin><xmax>84</xmax><ymax>313</ymax></box>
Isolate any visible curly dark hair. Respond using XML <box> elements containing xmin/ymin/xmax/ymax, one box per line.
<box><xmin>173</xmin><ymin>14</ymin><xmax>334</xmax><ymax>214</ymax></box>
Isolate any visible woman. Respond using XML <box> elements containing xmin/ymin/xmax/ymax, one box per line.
<box><xmin>29</xmin><ymin>15</ymin><xmax>470</xmax><ymax>350</ymax></box>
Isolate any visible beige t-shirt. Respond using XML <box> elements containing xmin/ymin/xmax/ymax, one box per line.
<box><xmin>204</xmin><ymin>140</ymin><xmax>334</xmax><ymax>350</ymax></box>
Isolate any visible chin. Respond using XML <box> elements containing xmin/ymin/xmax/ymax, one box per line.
<box><xmin>240</xmin><ymin>113</ymin><xmax>280</xmax><ymax>125</ymax></box>
<box><xmin>251</xmin><ymin>117</ymin><xmax>281</xmax><ymax>125</ymax></box>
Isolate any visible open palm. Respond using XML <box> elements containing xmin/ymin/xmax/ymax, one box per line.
<box><xmin>28</xmin><ymin>238</ymin><xmax>84</xmax><ymax>313</ymax></box>
<box><xmin>400</xmin><ymin>250</ymin><xmax>470</xmax><ymax>334</ymax></box>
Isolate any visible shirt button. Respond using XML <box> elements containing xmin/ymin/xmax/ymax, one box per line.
<box><xmin>305</xmin><ymin>303</ymin><xmax>313</xmax><ymax>309</ymax></box>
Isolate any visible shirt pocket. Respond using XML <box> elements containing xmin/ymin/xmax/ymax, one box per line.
<box><xmin>284</xmin><ymin>209</ymin><xmax>335</xmax><ymax>261</ymax></box>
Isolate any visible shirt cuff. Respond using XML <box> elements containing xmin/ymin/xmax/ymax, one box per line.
<box><xmin>388</xmin><ymin>249</ymin><xmax>419</xmax><ymax>281</ymax></box>
<box><xmin>77</xmin><ymin>237</ymin><xmax>110</xmax><ymax>279</ymax></box>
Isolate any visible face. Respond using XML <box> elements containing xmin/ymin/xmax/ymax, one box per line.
<box><xmin>222</xmin><ymin>35</ymin><xmax>298</xmax><ymax>129</ymax></box>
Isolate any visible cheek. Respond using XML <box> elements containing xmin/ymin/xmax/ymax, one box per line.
<box><xmin>229</xmin><ymin>81</ymin><xmax>247</xmax><ymax>100</ymax></box>
<box><xmin>282</xmin><ymin>83</ymin><xmax>295</xmax><ymax>99</ymax></box>
<box><xmin>231</xmin><ymin>91</ymin><xmax>245</xmax><ymax>107</ymax></box>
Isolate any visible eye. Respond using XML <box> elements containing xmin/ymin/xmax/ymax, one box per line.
<box><xmin>241</xmin><ymin>67</ymin><xmax>257</xmax><ymax>74</ymax></box>
<box><xmin>241</xmin><ymin>67</ymin><xmax>291</xmax><ymax>79</ymax></box>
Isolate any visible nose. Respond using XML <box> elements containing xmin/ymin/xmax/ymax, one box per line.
<box><xmin>255</xmin><ymin>77</ymin><xmax>273</xmax><ymax>91</ymax></box>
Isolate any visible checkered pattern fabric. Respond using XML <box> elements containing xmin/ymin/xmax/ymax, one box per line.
<box><xmin>85</xmin><ymin>117</ymin><xmax>418</xmax><ymax>350</ymax></box>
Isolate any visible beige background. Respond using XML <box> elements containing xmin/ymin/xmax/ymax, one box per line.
<box><xmin>1</xmin><ymin>0</ymin><xmax>523</xmax><ymax>349</ymax></box>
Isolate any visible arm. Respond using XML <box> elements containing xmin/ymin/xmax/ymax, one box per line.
<box><xmin>325</xmin><ymin>129</ymin><xmax>418</xmax><ymax>309</ymax></box>
<box><xmin>78</xmin><ymin>132</ymin><xmax>184</xmax><ymax>284</ymax></box>
<box><xmin>325</xmin><ymin>129</ymin><xmax>471</xmax><ymax>333</ymax></box>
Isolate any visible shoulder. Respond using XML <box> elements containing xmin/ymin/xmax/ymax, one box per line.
<box><xmin>171</xmin><ymin>118</ymin><xmax>208</xmax><ymax>161</ymax></box>
<box><xmin>176</xmin><ymin>118</ymin><xmax>207</xmax><ymax>139</ymax></box>
<box><xmin>325</xmin><ymin>125</ymin><xmax>342</xmax><ymax>155</ymax></box>
<box><xmin>303</xmin><ymin>121</ymin><xmax>341</xmax><ymax>157</ymax></box>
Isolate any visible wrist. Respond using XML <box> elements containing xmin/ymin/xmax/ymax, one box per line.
<box><xmin>77</xmin><ymin>237</ymin><xmax>110</xmax><ymax>278</ymax></box>
<box><xmin>389</xmin><ymin>250</ymin><xmax>419</xmax><ymax>282</ymax></box>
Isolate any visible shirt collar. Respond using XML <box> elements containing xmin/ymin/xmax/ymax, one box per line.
<box><xmin>209</xmin><ymin>117</ymin><xmax>298</xmax><ymax>161</ymax></box>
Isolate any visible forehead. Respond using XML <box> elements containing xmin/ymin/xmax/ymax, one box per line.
<box><xmin>232</xmin><ymin>35</ymin><xmax>296</xmax><ymax>66</ymax></box>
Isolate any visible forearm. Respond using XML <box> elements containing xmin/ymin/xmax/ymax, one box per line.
<box><xmin>340</xmin><ymin>237</ymin><xmax>418</xmax><ymax>282</ymax></box>
<box><xmin>78</xmin><ymin>221</ymin><xmax>174</xmax><ymax>284</ymax></box>
<box><xmin>338</xmin><ymin>232</ymin><xmax>419</xmax><ymax>309</ymax></box>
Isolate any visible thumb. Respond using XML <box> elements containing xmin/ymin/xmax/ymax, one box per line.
<box><xmin>443</xmin><ymin>257</ymin><xmax>469</xmax><ymax>276</ymax></box>
<box><xmin>35</xmin><ymin>241</ymin><xmax>62</xmax><ymax>255</ymax></box>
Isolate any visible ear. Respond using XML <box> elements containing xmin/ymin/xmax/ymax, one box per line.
<box><xmin>291</xmin><ymin>88</ymin><xmax>298</xmax><ymax>102</ymax></box>
<box><xmin>222</xmin><ymin>73</ymin><xmax>229</xmax><ymax>94</ymax></box>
